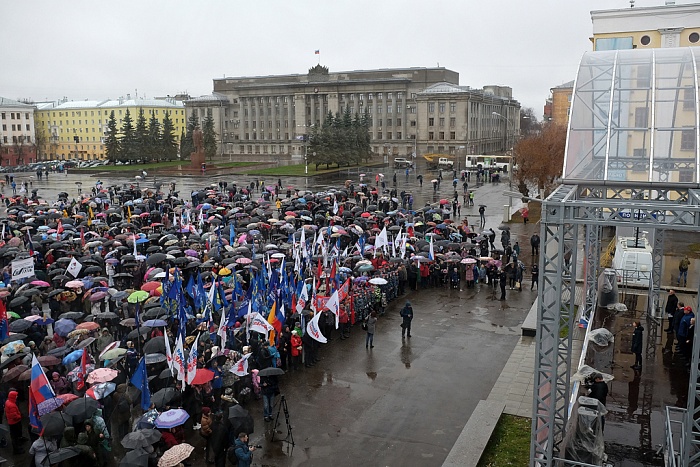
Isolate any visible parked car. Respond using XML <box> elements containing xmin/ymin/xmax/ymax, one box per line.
<box><xmin>393</xmin><ymin>158</ymin><xmax>414</xmax><ymax>168</ymax></box>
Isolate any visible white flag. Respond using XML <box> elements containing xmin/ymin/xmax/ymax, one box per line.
<box><xmin>217</xmin><ymin>306</ymin><xmax>228</xmax><ymax>350</ymax></box>
<box><xmin>296</xmin><ymin>282</ymin><xmax>309</xmax><ymax>313</ymax></box>
<box><xmin>324</xmin><ymin>290</ymin><xmax>340</xmax><ymax>329</ymax></box>
<box><xmin>300</xmin><ymin>228</ymin><xmax>308</xmax><ymax>258</ymax></box>
<box><xmin>374</xmin><ymin>227</ymin><xmax>388</xmax><ymax>256</ymax></box>
<box><xmin>66</xmin><ymin>257</ymin><xmax>83</xmax><ymax>278</ymax></box>
<box><xmin>164</xmin><ymin>334</ymin><xmax>174</xmax><ymax>372</ymax></box>
<box><xmin>11</xmin><ymin>257</ymin><xmax>34</xmax><ymax>282</ymax></box>
<box><xmin>333</xmin><ymin>198</ymin><xmax>338</xmax><ymax>215</ymax></box>
<box><xmin>230</xmin><ymin>353</ymin><xmax>251</xmax><ymax>376</ymax></box>
<box><xmin>186</xmin><ymin>333</ymin><xmax>199</xmax><ymax>385</ymax></box>
<box><xmin>306</xmin><ymin>311</ymin><xmax>327</xmax><ymax>343</ymax></box>
<box><xmin>249</xmin><ymin>312</ymin><xmax>273</xmax><ymax>336</ymax></box>
<box><xmin>429</xmin><ymin>235</ymin><xmax>435</xmax><ymax>261</ymax></box>
<box><xmin>173</xmin><ymin>334</ymin><xmax>186</xmax><ymax>388</ymax></box>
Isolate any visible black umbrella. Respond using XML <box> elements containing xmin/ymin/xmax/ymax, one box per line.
<box><xmin>126</xmin><ymin>327</ymin><xmax>151</xmax><ymax>340</ymax></box>
<box><xmin>121</xmin><ymin>429</ymin><xmax>162</xmax><ymax>449</ymax></box>
<box><xmin>64</xmin><ymin>397</ymin><xmax>99</xmax><ymax>423</ymax></box>
<box><xmin>1</xmin><ymin>333</ymin><xmax>26</xmax><ymax>346</ymax></box>
<box><xmin>227</xmin><ymin>404</ymin><xmax>254</xmax><ymax>435</ymax></box>
<box><xmin>146</xmin><ymin>253</ymin><xmax>167</xmax><ymax>265</ymax></box>
<box><xmin>9</xmin><ymin>296</ymin><xmax>29</xmax><ymax>307</ymax></box>
<box><xmin>47</xmin><ymin>346</ymin><xmax>71</xmax><ymax>357</ymax></box>
<box><xmin>95</xmin><ymin>311</ymin><xmax>118</xmax><ymax>320</ymax></box>
<box><xmin>151</xmin><ymin>387</ymin><xmax>178</xmax><ymax>409</ymax></box>
<box><xmin>159</xmin><ymin>368</ymin><xmax>173</xmax><ymax>379</ymax></box>
<box><xmin>58</xmin><ymin>312</ymin><xmax>84</xmax><ymax>320</ymax></box>
<box><xmin>257</xmin><ymin>367</ymin><xmax>285</xmax><ymax>377</ymax></box>
<box><xmin>48</xmin><ymin>447</ymin><xmax>81</xmax><ymax>464</ymax></box>
<box><xmin>0</xmin><ymin>353</ymin><xmax>24</xmax><ymax>370</ymax></box>
<box><xmin>143</xmin><ymin>336</ymin><xmax>165</xmax><ymax>354</ymax></box>
<box><xmin>84</xmin><ymin>265</ymin><xmax>103</xmax><ymax>274</ymax></box>
<box><xmin>9</xmin><ymin>319</ymin><xmax>32</xmax><ymax>333</ymax></box>
<box><xmin>119</xmin><ymin>447</ymin><xmax>150</xmax><ymax>467</ymax></box>
<box><xmin>40</xmin><ymin>411</ymin><xmax>73</xmax><ymax>438</ymax></box>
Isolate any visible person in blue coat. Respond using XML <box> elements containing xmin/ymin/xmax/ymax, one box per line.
<box><xmin>234</xmin><ymin>432</ymin><xmax>256</xmax><ymax>467</ymax></box>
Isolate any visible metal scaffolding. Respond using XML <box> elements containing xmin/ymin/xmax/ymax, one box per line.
<box><xmin>529</xmin><ymin>183</ymin><xmax>700</xmax><ymax>466</ymax></box>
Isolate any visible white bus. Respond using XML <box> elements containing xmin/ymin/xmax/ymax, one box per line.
<box><xmin>464</xmin><ymin>155</ymin><xmax>513</xmax><ymax>172</ymax></box>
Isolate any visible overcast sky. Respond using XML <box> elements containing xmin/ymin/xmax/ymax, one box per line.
<box><xmin>0</xmin><ymin>0</ymin><xmax>681</xmax><ymax>118</ymax></box>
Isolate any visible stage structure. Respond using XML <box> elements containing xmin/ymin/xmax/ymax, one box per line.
<box><xmin>530</xmin><ymin>47</ymin><xmax>700</xmax><ymax>466</ymax></box>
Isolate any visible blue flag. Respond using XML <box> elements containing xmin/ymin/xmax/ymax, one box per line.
<box><xmin>130</xmin><ymin>357</ymin><xmax>151</xmax><ymax>411</ymax></box>
<box><xmin>229</xmin><ymin>222</ymin><xmax>235</xmax><ymax>247</ymax></box>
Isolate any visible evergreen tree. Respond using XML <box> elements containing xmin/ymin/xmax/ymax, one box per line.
<box><xmin>180</xmin><ymin>113</ymin><xmax>199</xmax><ymax>160</ymax></box>
<box><xmin>179</xmin><ymin>130</ymin><xmax>187</xmax><ymax>160</ymax></box>
<box><xmin>202</xmin><ymin>109</ymin><xmax>217</xmax><ymax>161</ymax></box>
<box><xmin>104</xmin><ymin>110</ymin><xmax>120</xmax><ymax>163</ymax></box>
<box><xmin>135</xmin><ymin>108</ymin><xmax>148</xmax><ymax>162</ymax></box>
<box><xmin>161</xmin><ymin>111</ymin><xmax>177</xmax><ymax>161</ymax></box>
<box><xmin>147</xmin><ymin>113</ymin><xmax>161</xmax><ymax>162</ymax></box>
<box><xmin>119</xmin><ymin>109</ymin><xmax>137</xmax><ymax>162</ymax></box>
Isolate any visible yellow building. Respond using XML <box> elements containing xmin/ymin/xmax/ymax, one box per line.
<box><xmin>35</xmin><ymin>97</ymin><xmax>186</xmax><ymax>161</ymax></box>
<box><xmin>591</xmin><ymin>2</ymin><xmax>700</xmax><ymax>50</ymax></box>
<box><xmin>549</xmin><ymin>80</ymin><xmax>574</xmax><ymax>127</ymax></box>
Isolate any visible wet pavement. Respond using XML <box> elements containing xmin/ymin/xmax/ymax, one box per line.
<box><xmin>0</xmin><ymin>159</ymin><xmax>539</xmax><ymax>466</ymax></box>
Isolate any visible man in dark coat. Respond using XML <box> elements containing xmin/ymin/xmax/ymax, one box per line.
<box><xmin>587</xmin><ymin>372</ymin><xmax>609</xmax><ymax>432</ymax></box>
<box><xmin>630</xmin><ymin>321</ymin><xmax>644</xmax><ymax>369</ymax></box>
<box><xmin>499</xmin><ymin>269</ymin><xmax>507</xmax><ymax>300</ymax></box>
<box><xmin>665</xmin><ymin>289</ymin><xmax>679</xmax><ymax>332</ymax></box>
<box><xmin>400</xmin><ymin>301</ymin><xmax>414</xmax><ymax>338</ymax></box>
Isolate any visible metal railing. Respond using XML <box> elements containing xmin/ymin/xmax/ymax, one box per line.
<box><xmin>665</xmin><ymin>406</ymin><xmax>686</xmax><ymax>467</ymax></box>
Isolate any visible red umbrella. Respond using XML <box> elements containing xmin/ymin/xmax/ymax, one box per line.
<box><xmin>191</xmin><ymin>369</ymin><xmax>215</xmax><ymax>385</ymax></box>
<box><xmin>76</xmin><ymin>322</ymin><xmax>100</xmax><ymax>331</ymax></box>
<box><xmin>141</xmin><ymin>282</ymin><xmax>161</xmax><ymax>292</ymax></box>
<box><xmin>57</xmin><ymin>393</ymin><xmax>79</xmax><ymax>405</ymax></box>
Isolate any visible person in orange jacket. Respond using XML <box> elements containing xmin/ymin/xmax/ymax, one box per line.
<box><xmin>6</xmin><ymin>390</ymin><xmax>25</xmax><ymax>454</ymax></box>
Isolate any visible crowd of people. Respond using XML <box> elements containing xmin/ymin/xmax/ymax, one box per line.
<box><xmin>0</xmin><ymin>173</ymin><xmax>531</xmax><ymax>467</ymax></box>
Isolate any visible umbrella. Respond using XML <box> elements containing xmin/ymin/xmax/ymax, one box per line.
<box><xmin>86</xmin><ymin>367</ymin><xmax>119</xmax><ymax>384</ymax></box>
<box><xmin>191</xmin><ymin>368</ymin><xmax>215</xmax><ymax>385</ymax></box>
<box><xmin>141</xmin><ymin>282</ymin><xmax>161</xmax><ymax>293</ymax></box>
<box><xmin>368</xmin><ymin>277</ymin><xmax>388</xmax><ymax>285</ymax></box>
<box><xmin>37</xmin><ymin>355</ymin><xmax>61</xmax><ymax>366</ymax></box>
<box><xmin>142</xmin><ymin>319</ymin><xmax>167</xmax><ymax>328</ymax></box>
<box><xmin>9</xmin><ymin>319</ymin><xmax>32</xmax><ymax>332</ymax></box>
<box><xmin>121</xmin><ymin>429</ymin><xmax>162</xmax><ymax>449</ymax></box>
<box><xmin>119</xmin><ymin>448</ymin><xmax>150</xmax><ymax>467</ymax></box>
<box><xmin>58</xmin><ymin>312</ymin><xmax>83</xmax><ymax>320</ymax></box>
<box><xmin>9</xmin><ymin>296</ymin><xmax>28</xmax><ymax>307</ymax></box>
<box><xmin>64</xmin><ymin>396</ymin><xmax>99</xmax><ymax>422</ymax></box>
<box><xmin>40</xmin><ymin>411</ymin><xmax>73</xmax><ymax>437</ymax></box>
<box><xmin>258</xmin><ymin>367</ymin><xmax>285</xmax><ymax>377</ymax></box>
<box><xmin>55</xmin><ymin>318</ymin><xmax>77</xmax><ymax>336</ymax></box>
<box><xmin>145</xmin><ymin>353</ymin><xmax>166</xmax><ymax>364</ymax></box>
<box><xmin>76</xmin><ymin>321</ymin><xmax>100</xmax><ymax>331</ymax></box>
<box><xmin>65</xmin><ymin>280</ymin><xmax>84</xmax><ymax>289</ymax></box>
<box><xmin>62</xmin><ymin>349</ymin><xmax>84</xmax><ymax>365</ymax></box>
<box><xmin>154</xmin><ymin>408</ymin><xmax>190</xmax><ymax>428</ymax></box>
<box><xmin>158</xmin><ymin>443</ymin><xmax>195</xmax><ymax>467</ymax></box>
<box><xmin>143</xmin><ymin>336</ymin><xmax>166</xmax><ymax>354</ymax></box>
<box><xmin>89</xmin><ymin>291</ymin><xmax>109</xmax><ymax>302</ymax></box>
<box><xmin>146</xmin><ymin>253</ymin><xmax>167</xmax><ymax>265</ymax></box>
<box><xmin>86</xmin><ymin>382</ymin><xmax>116</xmax><ymax>400</ymax></box>
<box><xmin>47</xmin><ymin>346</ymin><xmax>71</xmax><ymax>357</ymax></box>
<box><xmin>152</xmin><ymin>387</ymin><xmax>178</xmax><ymax>409</ymax></box>
<box><xmin>30</xmin><ymin>280</ymin><xmax>51</xmax><ymax>287</ymax></box>
<box><xmin>228</xmin><ymin>404</ymin><xmax>254</xmax><ymax>436</ymax></box>
<box><xmin>1</xmin><ymin>333</ymin><xmax>26</xmax><ymax>346</ymax></box>
<box><xmin>48</xmin><ymin>447</ymin><xmax>81</xmax><ymax>465</ymax></box>
<box><xmin>100</xmin><ymin>347</ymin><xmax>127</xmax><ymax>360</ymax></box>
<box><xmin>128</xmin><ymin>290</ymin><xmax>149</xmax><ymax>303</ymax></box>
<box><xmin>2</xmin><ymin>364</ymin><xmax>28</xmax><ymax>382</ymax></box>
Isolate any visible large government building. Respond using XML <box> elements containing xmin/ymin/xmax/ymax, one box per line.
<box><xmin>186</xmin><ymin>66</ymin><xmax>520</xmax><ymax>160</ymax></box>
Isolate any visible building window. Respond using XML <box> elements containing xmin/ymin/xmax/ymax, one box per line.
<box><xmin>387</xmin><ymin>119</ymin><xmax>392</xmax><ymax>127</ymax></box>
<box><xmin>450</xmin><ymin>117</ymin><xmax>456</xmax><ymax>127</ymax></box>
<box><xmin>397</xmin><ymin>104</ymin><xmax>402</xmax><ymax>113</ymax></box>
<box><xmin>633</xmin><ymin>148</ymin><xmax>647</xmax><ymax>158</ymax></box>
<box><xmin>681</xmin><ymin>129</ymin><xmax>695</xmax><ymax>150</ymax></box>
<box><xmin>388</xmin><ymin>132</ymin><xmax>392</xmax><ymax>140</ymax></box>
<box><xmin>397</xmin><ymin>92</ymin><xmax>403</xmax><ymax>99</ymax></box>
<box><xmin>439</xmin><ymin>118</ymin><xmax>445</xmax><ymax>127</ymax></box>
<box><xmin>428</xmin><ymin>118</ymin><xmax>434</xmax><ymax>126</ymax></box>
<box><xmin>680</xmin><ymin>170</ymin><xmax>694</xmax><ymax>182</ymax></box>
<box><xmin>439</xmin><ymin>132</ymin><xmax>445</xmax><ymax>139</ymax></box>
<box><xmin>684</xmin><ymin>87</ymin><xmax>696</xmax><ymax>110</ymax></box>
<box><xmin>634</xmin><ymin>108</ymin><xmax>648</xmax><ymax>127</ymax></box>
<box><xmin>397</xmin><ymin>118</ymin><xmax>402</xmax><ymax>126</ymax></box>
<box><xmin>428</xmin><ymin>103</ymin><xmax>435</xmax><ymax>113</ymax></box>
<box><xmin>690</xmin><ymin>32</ymin><xmax>700</xmax><ymax>44</ymax></box>
<box><xmin>640</xmin><ymin>35</ymin><xmax>651</xmax><ymax>46</ymax></box>
<box><xmin>377</xmin><ymin>107</ymin><xmax>382</xmax><ymax>114</ymax></box>
<box><xmin>387</xmin><ymin>93</ymin><xmax>393</xmax><ymax>99</ymax></box>
<box><xmin>428</xmin><ymin>132</ymin><xmax>434</xmax><ymax>140</ymax></box>
<box><xmin>450</xmin><ymin>132</ymin><xmax>456</xmax><ymax>140</ymax></box>
<box><xmin>377</xmin><ymin>93</ymin><xmax>383</xmax><ymax>100</ymax></box>
<box><xmin>387</xmin><ymin>105</ymin><xmax>392</xmax><ymax>113</ymax></box>
<box><xmin>397</xmin><ymin>132</ymin><xmax>402</xmax><ymax>139</ymax></box>
<box><xmin>0</xmin><ymin>113</ymin><xmax>4</xmax><ymax>119</ymax></box>
<box><xmin>409</xmin><ymin>106</ymin><xmax>416</xmax><ymax>114</ymax></box>
<box><xmin>410</xmin><ymin>120</ymin><xmax>416</xmax><ymax>127</ymax></box>
<box><xmin>439</xmin><ymin>103</ymin><xmax>445</xmax><ymax>113</ymax></box>
<box><xmin>450</xmin><ymin>103</ymin><xmax>456</xmax><ymax>113</ymax></box>
<box><xmin>368</xmin><ymin>93</ymin><xmax>373</xmax><ymax>101</ymax></box>
<box><xmin>378</xmin><ymin>119</ymin><xmax>383</xmax><ymax>128</ymax></box>
<box><xmin>377</xmin><ymin>132</ymin><xmax>383</xmax><ymax>139</ymax></box>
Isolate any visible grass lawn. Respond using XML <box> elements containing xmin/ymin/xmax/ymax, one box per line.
<box><xmin>74</xmin><ymin>161</ymin><xmax>254</xmax><ymax>172</ymax></box>
<box><xmin>244</xmin><ymin>162</ymin><xmax>379</xmax><ymax>177</ymax></box>
<box><xmin>477</xmin><ymin>414</ymin><xmax>531</xmax><ymax>467</ymax></box>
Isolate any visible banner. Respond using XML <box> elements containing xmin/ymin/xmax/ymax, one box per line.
<box><xmin>66</xmin><ymin>257</ymin><xmax>82</xmax><ymax>278</ymax></box>
<box><xmin>248</xmin><ymin>312</ymin><xmax>274</xmax><ymax>336</ymax></box>
<box><xmin>230</xmin><ymin>353</ymin><xmax>251</xmax><ymax>376</ymax></box>
<box><xmin>11</xmin><ymin>257</ymin><xmax>34</xmax><ymax>282</ymax></box>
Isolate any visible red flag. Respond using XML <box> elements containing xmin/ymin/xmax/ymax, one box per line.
<box><xmin>57</xmin><ymin>219</ymin><xmax>64</xmax><ymax>235</ymax></box>
<box><xmin>330</xmin><ymin>260</ymin><xmax>337</xmax><ymax>281</ymax></box>
<box><xmin>350</xmin><ymin>295</ymin><xmax>356</xmax><ymax>325</ymax></box>
<box><xmin>317</xmin><ymin>257</ymin><xmax>322</xmax><ymax>279</ymax></box>
<box><xmin>80</xmin><ymin>227</ymin><xmax>85</xmax><ymax>247</ymax></box>
<box><xmin>76</xmin><ymin>349</ymin><xmax>87</xmax><ymax>391</ymax></box>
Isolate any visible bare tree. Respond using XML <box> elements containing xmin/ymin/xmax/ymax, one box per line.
<box><xmin>514</xmin><ymin>122</ymin><xmax>566</xmax><ymax>198</ymax></box>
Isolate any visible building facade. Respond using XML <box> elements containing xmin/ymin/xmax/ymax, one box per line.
<box><xmin>549</xmin><ymin>80</ymin><xmax>574</xmax><ymax>127</ymax></box>
<box><xmin>34</xmin><ymin>97</ymin><xmax>186</xmax><ymax>161</ymax></box>
<box><xmin>186</xmin><ymin>66</ymin><xmax>520</xmax><ymax>159</ymax></box>
<box><xmin>0</xmin><ymin>97</ymin><xmax>37</xmax><ymax>166</ymax></box>
<box><xmin>591</xmin><ymin>2</ymin><xmax>700</xmax><ymax>50</ymax></box>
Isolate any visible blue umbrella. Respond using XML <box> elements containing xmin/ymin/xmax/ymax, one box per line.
<box><xmin>142</xmin><ymin>319</ymin><xmax>167</xmax><ymax>327</ymax></box>
<box><xmin>54</xmin><ymin>319</ymin><xmax>76</xmax><ymax>337</ymax></box>
<box><xmin>62</xmin><ymin>349</ymin><xmax>84</xmax><ymax>365</ymax></box>
<box><xmin>36</xmin><ymin>317</ymin><xmax>55</xmax><ymax>326</ymax></box>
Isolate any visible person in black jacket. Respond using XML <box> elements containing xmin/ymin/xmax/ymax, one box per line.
<box><xmin>665</xmin><ymin>289</ymin><xmax>679</xmax><ymax>332</ymax></box>
<box><xmin>630</xmin><ymin>321</ymin><xmax>644</xmax><ymax>370</ymax></box>
<box><xmin>587</xmin><ymin>372</ymin><xmax>609</xmax><ymax>433</ymax></box>
<box><xmin>209</xmin><ymin>414</ymin><xmax>229</xmax><ymax>467</ymax></box>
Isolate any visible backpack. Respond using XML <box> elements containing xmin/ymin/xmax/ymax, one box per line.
<box><xmin>227</xmin><ymin>446</ymin><xmax>239</xmax><ymax>465</ymax></box>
